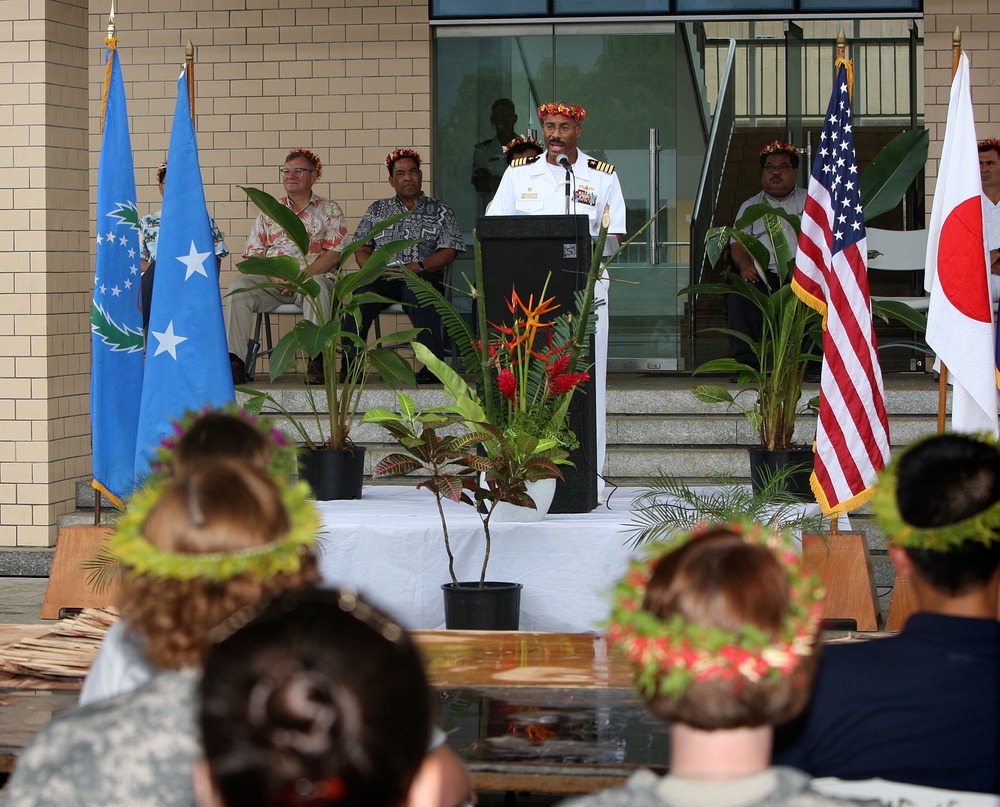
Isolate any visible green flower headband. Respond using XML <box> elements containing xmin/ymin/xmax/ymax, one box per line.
<box><xmin>108</xmin><ymin>478</ymin><xmax>318</xmax><ymax>584</ymax></box>
<box><xmin>873</xmin><ymin>434</ymin><xmax>1000</xmax><ymax>552</ymax></box>
<box><xmin>608</xmin><ymin>522</ymin><xmax>824</xmax><ymax>703</ymax></box>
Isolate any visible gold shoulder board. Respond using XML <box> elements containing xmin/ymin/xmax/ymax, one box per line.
<box><xmin>510</xmin><ymin>155</ymin><xmax>540</xmax><ymax>167</ymax></box>
<box><xmin>587</xmin><ymin>159</ymin><xmax>615</xmax><ymax>174</ymax></box>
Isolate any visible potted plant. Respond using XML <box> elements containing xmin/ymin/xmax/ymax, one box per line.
<box><xmin>235</xmin><ymin>187</ymin><xmax>422</xmax><ymax>499</ymax></box>
<box><xmin>681</xmin><ymin>130</ymin><xmax>930</xmax><ymax>496</ymax></box>
<box><xmin>363</xmin><ymin>392</ymin><xmax>563</xmax><ymax>629</ymax></box>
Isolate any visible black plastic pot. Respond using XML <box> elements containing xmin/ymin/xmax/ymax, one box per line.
<box><xmin>441</xmin><ymin>582</ymin><xmax>522</xmax><ymax>630</ymax></box>
<box><xmin>748</xmin><ymin>447</ymin><xmax>814</xmax><ymax>501</ymax></box>
<box><xmin>299</xmin><ymin>446</ymin><xmax>366</xmax><ymax>500</ymax></box>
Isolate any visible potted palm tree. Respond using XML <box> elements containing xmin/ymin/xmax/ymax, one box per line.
<box><xmin>681</xmin><ymin>129</ymin><xmax>930</xmax><ymax>496</ymax></box>
<box><xmin>236</xmin><ymin>186</ymin><xmax>422</xmax><ymax>499</ymax></box>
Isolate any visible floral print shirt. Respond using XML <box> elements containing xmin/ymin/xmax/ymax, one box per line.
<box><xmin>242</xmin><ymin>194</ymin><xmax>348</xmax><ymax>273</ymax></box>
<box><xmin>138</xmin><ymin>210</ymin><xmax>229</xmax><ymax>264</ymax></box>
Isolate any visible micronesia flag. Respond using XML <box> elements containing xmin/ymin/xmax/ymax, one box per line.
<box><xmin>134</xmin><ymin>69</ymin><xmax>234</xmax><ymax>476</ymax></box>
<box><xmin>91</xmin><ymin>43</ymin><xmax>144</xmax><ymax>509</ymax></box>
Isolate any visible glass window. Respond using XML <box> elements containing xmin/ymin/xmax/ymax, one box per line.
<box><xmin>433</xmin><ymin>0</ymin><xmax>546</xmax><ymax>17</ymax></box>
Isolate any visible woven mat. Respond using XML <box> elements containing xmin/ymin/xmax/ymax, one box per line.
<box><xmin>0</xmin><ymin>608</ymin><xmax>118</xmax><ymax>680</ymax></box>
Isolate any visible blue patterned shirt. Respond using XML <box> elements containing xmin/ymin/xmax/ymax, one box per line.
<box><xmin>349</xmin><ymin>193</ymin><xmax>466</xmax><ymax>263</ymax></box>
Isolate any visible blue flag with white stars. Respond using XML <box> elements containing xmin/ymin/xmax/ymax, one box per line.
<box><xmin>134</xmin><ymin>70</ymin><xmax>234</xmax><ymax>476</ymax></box>
<box><xmin>91</xmin><ymin>45</ymin><xmax>144</xmax><ymax>508</ymax></box>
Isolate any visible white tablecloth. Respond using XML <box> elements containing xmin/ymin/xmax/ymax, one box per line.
<box><xmin>316</xmin><ymin>485</ymin><xmax>644</xmax><ymax>632</ymax></box>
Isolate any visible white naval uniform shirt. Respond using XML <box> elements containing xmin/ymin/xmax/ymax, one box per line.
<box><xmin>485</xmin><ymin>149</ymin><xmax>625</xmax><ymax>493</ymax></box>
<box><xmin>486</xmin><ymin>149</ymin><xmax>626</xmax><ymax>255</ymax></box>
<box><xmin>983</xmin><ymin>192</ymin><xmax>1000</xmax><ymax>302</ymax></box>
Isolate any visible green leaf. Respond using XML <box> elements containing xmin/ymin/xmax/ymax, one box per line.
<box><xmin>236</xmin><ymin>254</ymin><xmax>302</xmax><ymax>282</ymax></box>
<box><xmin>369</xmin><ymin>348</ymin><xmax>416</xmax><ymax>388</ymax></box>
<box><xmin>240</xmin><ymin>187</ymin><xmax>310</xmax><ymax>255</ymax></box>
<box><xmin>871</xmin><ymin>299</ymin><xmax>927</xmax><ymax>333</ymax></box>
<box><xmin>692</xmin><ymin>384</ymin><xmax>737</xmax><ymax>405</ymax></box>
<box><xmin>860</xmin><ymin>129</ymin><xmax>929</xmax><ymax>221</ymax></box>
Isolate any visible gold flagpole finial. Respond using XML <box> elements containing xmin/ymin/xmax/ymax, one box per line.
<box><xmin>834</xmin><ymin>30</ymin><xmax>853</xmax><ymax>102</ymax></box>
<box><xmin>836</xmin><ymin>29</ymin><xmax>846</xmax><ymax>60</ymax></box>
<box><xmin>107</xmin><ymin>0</ymin><xmax>116</xmax><ymax>39</ymax></box>
<box><xmin>952</xmin><ymin>27</ymin><xmax>962</xmax><ymax>78</ymax></box>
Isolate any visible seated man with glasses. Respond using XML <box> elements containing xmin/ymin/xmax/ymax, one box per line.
<box><xmin>726</xmin><ymin>141</ymin><xmax>809</xmax><ymax>380</ymax></box>
<box><xmin>224</xmin><ymin>149</ymin><xmax>347</xmax><ymax>385</ymax></box>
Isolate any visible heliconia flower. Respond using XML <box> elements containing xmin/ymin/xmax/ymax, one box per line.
<box><xmin>497</xmin><ymin>368</ymin><xmax>517</xmax><ymax>401</ymax></box>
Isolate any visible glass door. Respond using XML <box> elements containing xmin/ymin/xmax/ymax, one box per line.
<box><xmin>434</xmin><ymin>23</ymin><xmax>698</xmax><ymax>370</ymax></box>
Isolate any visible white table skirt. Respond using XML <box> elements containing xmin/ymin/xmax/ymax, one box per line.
<box><xmin>315</xmin><ymin>485</ymin><xmax>644</xmax><ymax>632</ymax></box>
<box><xmin>314</xmin><ymin>485</ymin><xmax>843</xmax><ymax>633</ymax></box>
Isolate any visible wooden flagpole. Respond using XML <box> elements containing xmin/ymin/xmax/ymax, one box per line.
<box><xmin>186</xmin><ymin>39</ymin><xmax>195</xmax><ymax>127</ymax></box>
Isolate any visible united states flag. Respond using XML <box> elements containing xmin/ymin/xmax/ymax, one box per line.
<box><xmin>792</xmin><ymin>63</ymin><xmax>891</xmax><ymax>516</ymax></box>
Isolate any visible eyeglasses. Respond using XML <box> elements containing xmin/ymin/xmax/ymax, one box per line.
<box><xmin>280</xmin><ymin>167</ymin><xmax>315</xmax><ymax>177</ymax></box>
<box><xmin>764</xmin><ymin>163</ymin><xmax>794</xmax><ymax>173</ymax></box>
<box><xmin>542</xmin><ymin>122</ymin><xmax>576</xmax><ymax>134</ymax></box>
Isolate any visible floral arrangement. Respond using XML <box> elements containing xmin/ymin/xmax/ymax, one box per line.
<box><xmin>759</xmin><ymin>139</ymin><xmax>798</xmax><ymax>157</ymax></box>
<box><xmin>385</xmin><ymin>148</ymin><xmax>421</xmax><ymax>170</ymax></box>
<box><xmin>537</xmin><ymin>103</ymin><xmax>586</xmax><ymax>121</ymax></box>
<box><xmin>490</xmin><ymin>286</ymin><xmax>591</xmax><ymax>454</ymax></box>
<box><xmin>608</xmin><ymin>522</ymin><xmax>824</xmax><ymax>702</ymax></box>
<box><xmin>288</xmin><ymin>148</ymin><xmax>322</xmax><ymax>178</ymax></box>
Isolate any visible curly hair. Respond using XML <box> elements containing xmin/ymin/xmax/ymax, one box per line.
<box><xmin>118</xmin><ymin>461</ymin><xmax>319</xmax><ymax>669</ymax></box>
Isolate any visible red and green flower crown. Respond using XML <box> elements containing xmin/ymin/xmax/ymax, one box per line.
<box><xmin>979</xmin><ymin>138</ymin><xmax>1000</xmax><ymax>152</ymax></box>
<box><xmin>386</xmin><ymin>148</ymin><xmax>422</xmax><ymax>170</ymax></box>
<box><xmin>760</xmin><ymin>140</ymin><xmax>798</xmax><ymax>157</ymax></box>
<box><xmin>537</xmin><ymin>103</ymin><xmax>586</xmax><ymax>122</ymax></box>
<box><xmin>502</xmin><ymin>134</ymin><xmax>544</xmax><ymax>154</ymax></box>
<box><xmin>608</xmin><ymin>522</ymin><xmax>824</xmax><ymax>703</ymax></box>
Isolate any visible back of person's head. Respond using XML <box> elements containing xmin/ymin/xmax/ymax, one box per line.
<box><xmin>610</xmin><ymin>524</ymin><xmax>823</xmax><ymax>731</ymax></box>
<box><xmin>199</xmin><ymin>588</ymin><xmax>431</xmax><ymax>807</ymax></box>
<box><xmin>880</xmin><ymin>433</ymin><xmax>1000</xmax><ymax>595</ymax></box>
<box><xmin>173</xmin><ymin>411</ymin><xmax>272</xmax><ymax>475</ymax></box>
<box><xmin>112</xmin><ymin>459</ymin><xmax>319</xmax><ymax>669</ymax></box>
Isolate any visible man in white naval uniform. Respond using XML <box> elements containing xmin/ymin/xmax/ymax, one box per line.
<box><xmin>979</xmin><ymin>138</ymin><xmax>1000</xmax><ymax>302</ymax></box>
<box><xmin>486</xmin><ymin>102</ymin><xmax>626</xmax><ymax>495</ymax></box>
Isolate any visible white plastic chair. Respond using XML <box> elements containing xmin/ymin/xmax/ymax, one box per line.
<box><xmin>867</xmin><ymin>226</ymin><xmax>930</xmax><ymax>312</ymax></box>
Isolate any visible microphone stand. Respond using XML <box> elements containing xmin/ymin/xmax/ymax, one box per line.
<box><xmin>558</xmin><ymin>155</ymin><xmax>574</xmax><ymax>215</ymax></box>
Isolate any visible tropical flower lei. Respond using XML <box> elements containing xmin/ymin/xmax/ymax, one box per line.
<box><xmin>979</xmin><ymin>137</ymin><xmax>1000</xmax><ymax>151</ymax></box>
<box><xmin>608</xmin><ymin>523</ymin><xmax>824</xmax><ymax>702</ymax></box>
<box><xmin>502</xmin><ymin>134</ymin><xmax>544</xmax><ymax>154</ymax></box>
<box><xmin>537</xmin><ymin>102</ymin><xmax>587</xmax><ymax>121</ymax></box>
<box><xmin>873</xmin><ymin>433</ymin><xmax>1000</xmax><ymax>552</ymax></box>
<box><xmin>760</xmin><ymin>139</ymin><xmax>798</xmax><ymax>156</ymax></box>
<box><xmin>386</xmin><ymin>148</ymin><xmax>421</xmax><ymax>169</ymax></box>
<box><xmin>488</xmin><ymin>286</ymin><xmax>591</xmax><ymax>452</ymax></box>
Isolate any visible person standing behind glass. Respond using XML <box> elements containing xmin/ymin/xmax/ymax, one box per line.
<box><xmin>138</xmin><ymin>160</ymin><xmax>229</xmax><ymax>336</ymax></box>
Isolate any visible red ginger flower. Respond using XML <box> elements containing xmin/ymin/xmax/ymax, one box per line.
<box><xmin>497</xmin><ymin>368</ymin><xmax>517</xmax><ymax>402</ymax></box>
<box><xmin>551</xmin><ymin>371</ymin><xmax>589</xmax><ymax>396</ymax></box>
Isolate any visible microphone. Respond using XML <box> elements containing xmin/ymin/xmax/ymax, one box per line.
<box><xmin>558</xmin><ymin>154</ymin><xmax>573</xmax><ymax>214</ymax></box>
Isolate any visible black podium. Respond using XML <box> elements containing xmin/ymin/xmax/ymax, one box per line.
<box><xmin>476</xmin><ymin>214</ymin><xmax>598</xmax><ymax>514</ymax></box>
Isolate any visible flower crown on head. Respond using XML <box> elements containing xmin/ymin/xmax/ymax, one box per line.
<box><xmin>108</xmin><ymin>476</ymin><xmax>319</xmax><ymax>584</ymax></box>
<box><xmin>760</xmin><ymin>140</ymin><xmax>798</xmax><ymax>157</ymax></box>
<box><xmin>147</xmin><ymin>404</ymin><xmax>300</xmax><ymax>486</ymax></box>
<box><xmin>608</xmin><ymin>522</ymin><xmax>824</xmax><ymax>703</ymax></box>
<box><xmin>386</xmin><ymin>148</ymin><xmax>421</xmax><ymax>170</ymax></box>
<box><xmin>157</xmin><ymin>161</ymin><xmax>168</xmax><ymax>182</ymax></box>
<box><xmin>873</xmin><ymin>433</ymin><xmax>1000</xmax><ymax>552</ymax></box>
<box><xmin>537</xmin><ymin>103</ymin><xmax>587</xmax><ymax>122</ymax></box>
<box><xmin>502</xmin><ymin>134</ymin><xmax>544</xmax><ymax>155</ymax></box>
<box><xmin>288</xmin><ymin>148</ymin><xmax>322</xmax><ymax>179</ymax></box>
<box><xmin>979</xmin><ymin>138</ymin><xmax>1000</xmax><ymax>151</ymax></box>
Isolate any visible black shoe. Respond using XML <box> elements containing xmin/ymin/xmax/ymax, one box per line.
<box><xmin>414</xmin><ymin>367</ymin><xmax>438</xmax><ymax>385</ymax></box>
<box><xmin>305</xmin><ymin>356</ymin><xmax>324</xmax><ymax>385</ymax></box>
<box><xmin>230</xmin><ymin>355</ymin><xmax>246</xmax><ymax>385</ymax></box>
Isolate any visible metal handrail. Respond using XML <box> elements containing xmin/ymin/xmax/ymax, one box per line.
<box><xmin>688</xmin><ymin>38</ymin><xmax>736</xmax><ymax>338</ymax></box>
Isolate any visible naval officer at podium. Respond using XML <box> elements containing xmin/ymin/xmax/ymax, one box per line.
<box><xmin>486</xmin><ymin>101</ymin><xmax>626</xmax><ymax>493</ymax></box>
